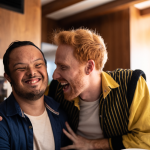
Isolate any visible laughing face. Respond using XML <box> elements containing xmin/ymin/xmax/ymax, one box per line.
<box><xmin>5</xmin><ymin>45</ymin><xmax>48</xmax><ymax>101</ymax></box>
<box><xmin>53</xmin><ymin>44</ymin><xmax>87</xmax><ymax>101</ymax></box>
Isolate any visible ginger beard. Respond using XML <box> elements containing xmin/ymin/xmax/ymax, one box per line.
<box><xmin>62</xmin><ymin>69</ymin><xmax>86</xmax><ymax>101</ymax></box>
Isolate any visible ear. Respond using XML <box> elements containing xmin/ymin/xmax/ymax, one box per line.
<box><xmin>85</xmin><ymin>60</ymin><xmax>95</xmax><ymax>75</ymax></box>
<box><xmin>4</xmin><ymin>73</ymin><xmax>11</xmax><ymax>83</ymax></box>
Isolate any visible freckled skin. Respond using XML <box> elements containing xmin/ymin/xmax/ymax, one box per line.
<box><xmin>53</xmin><ymin>44</ymin><xmax>88</xmax><ymax>100</ymax></box>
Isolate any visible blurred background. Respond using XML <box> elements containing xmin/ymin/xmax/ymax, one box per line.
<box><xmin>0</xmin><ymin>0</ymin><xmax>150</xmax><ymax>100</ymax></box>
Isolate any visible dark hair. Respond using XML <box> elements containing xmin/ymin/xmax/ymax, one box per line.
<box><xmin>3</xmin><ymin>41</ymin><xmax>47</xmax><ymax>76</ymax></box>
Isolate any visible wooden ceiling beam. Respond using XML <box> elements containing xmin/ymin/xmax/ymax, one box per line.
<box><xmin>42</xmin><ymin>0</ymin><xmax>84</xmax><ymax>16</ymax></box>
<box><xmin>140</xmin><ymin>7</ymin><xmax>150</xmax><ymax>15</ymax></box>
<box><xmin>59</xmin><ymin>0</ymin><xmax>146</xmax><ymax>25</ymax></box>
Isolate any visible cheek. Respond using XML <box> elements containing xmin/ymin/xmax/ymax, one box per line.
<box><xmin>66</xmin><ymin>73</ymin><xmax>79</xmax><ymax>83</ymax></box>
<box><xmin>10</xmin><ymin>72</ymin><xmax>24</xmax><ymax>85</ymax></box>
<box><xmin>39</xmin><ymin>68</ymin><xmax>48</xmax><ymax>77</ymax></box>
<box><xmin>64</xmin><ymin>71</ymin><xmax>75</xmax><ymax>79</ymax></box>
<box><xmin>13</xmin><ymin>72</ymin><xmax>24</xmax><ymax>80</ymax></box>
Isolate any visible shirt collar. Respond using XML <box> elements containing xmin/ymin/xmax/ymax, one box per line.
<box><xmin>73</xmin><ymin>97</ymin><xmax>80</xmax><ymax>110</ymax></box>
<box><xmin>6</xmin><ymin>93</ymin><xmax>60</xmax><ymax>117</ymax></box>
<box><xmin>44</xmin><ymin>95</ymin><xmax>60</xmax><ymax>115</ymax></box>
<box><xmin>6</xmin><ymin>93</ymin><xmax>23</xmax><ymax>117</ymax></box>
<box><xmin>102</xmin><ymin>71</ymin><xmax>119</xmax><ymax>99</ymax></box>
<box><xmin>73</xmin><ymin>71</ymin><xmax>120</xmax><ymax>110</ymax></box>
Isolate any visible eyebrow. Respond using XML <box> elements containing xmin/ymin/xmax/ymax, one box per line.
<box><xmin>13</xmin><ymin>58</ymin><xmax>44</xmax><ymax>68</ymax></box>
<box><xmin>55</xmin><ymin>62</ymin><xmax>67</xmax><ymax>66</ymax></box>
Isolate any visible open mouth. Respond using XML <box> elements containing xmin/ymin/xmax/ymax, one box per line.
<box><xmin>61</xmin><ymin>82</ymin><xmax>70</xmax><ymax>91</ymax></box>
<box><xmin>25</xmin><ymin>78</ymin><xmax>41</xmax><ymax>85</ymax></box>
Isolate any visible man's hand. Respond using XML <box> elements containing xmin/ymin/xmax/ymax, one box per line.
<box><xmin>61</xmin><ymin>122</ymin><xmax>110</xmax><ymax>150</ymax></box>
<box><xmin>0</xmin><ymin>116</ymin><xmax>3</xmax><ymax>121</ymax></box>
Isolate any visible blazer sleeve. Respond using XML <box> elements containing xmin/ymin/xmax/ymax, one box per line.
<box><xmin>122</xmin><ymin>76</ymin><xmax>150</xmax><ymax>149</ymax></box>
<box><xmin>109</xmin><ymin>76</ymin><xmax>150</xmax><ymax>150</ymax></box>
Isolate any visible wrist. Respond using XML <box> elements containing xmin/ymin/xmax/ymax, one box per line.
<box><xmin>91</xmin><ymin>138</ymin><xmax>110</xmax><ymax>150</ymax></box>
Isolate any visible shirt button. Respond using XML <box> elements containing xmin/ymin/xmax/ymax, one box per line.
<box><xmin>104</xmin><ymin>90</ymin><xmax>107</xmax><ymax>92</ymax></box>
<box><xmin>29</xmin><ymin>126</ymin><xmax>32</xmax><ymax>129</ymax></box>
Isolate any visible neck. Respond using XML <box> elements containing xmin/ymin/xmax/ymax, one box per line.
<box><xmin>13</xmin><ymin>92</ymin><xmax>45</xmax><ymax>116</ymax></box>
<box><xmin>79</xmin><ymin>71</ymin><xmax>102</xmax><ymax>102</ymax></box>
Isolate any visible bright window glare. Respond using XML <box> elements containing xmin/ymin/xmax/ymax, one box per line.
<box><xmin>134</xmin><ymin>0</ymin><xmax>150</xmax><ymax>10</ymax></box>
<box><xmin>47</xmin><ymin>61</ymin><xmax>56</xmax><ymax>84</ymax></box>
<box><xmin>131</xmin><ymin>48</ymin><xmax>150</xmax><ymax>90</ymax></box>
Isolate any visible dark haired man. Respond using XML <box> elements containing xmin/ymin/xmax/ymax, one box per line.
<box><xmin>0</xmin><ymin>41</ymin><xmax>69</xmax><ymax>150</ymax></box>
<box><xmin>46</xmin><ymin>28</ymin><xmax>150</xmax><ymax>150</ymax></box>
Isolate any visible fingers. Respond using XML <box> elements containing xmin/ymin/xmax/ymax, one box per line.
<box><xmin>65</xmin><ymin>122</ymin><xmax>77</xmax><ymax>138</ymax></box>
<box><xmin>0</xmin><ymin>116</ymin><xmax>3</xmax><ymax>121</ymax></box>
<box><xmin>63</xmin><ymin>129</ymin><xmax>76</xmax><ymax>142</ymax></box>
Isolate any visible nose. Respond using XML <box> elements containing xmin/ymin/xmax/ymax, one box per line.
<box><xmin>26</xmin><ymin>67</ymin><xmax>36</xmax><ymax>77</ymax></box>
<box><xmin>52</xmin><ymin>68</ymin><xmax>61</xmax><ymax>80</ymax></box>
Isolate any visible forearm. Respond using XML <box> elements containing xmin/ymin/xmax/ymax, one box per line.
<box><xmin>89</xmin><ymin>138</ymin><xmax>110</xmax><ymax>150</ymax></box>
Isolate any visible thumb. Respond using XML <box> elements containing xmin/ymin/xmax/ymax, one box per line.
<box><xmin>0</xmin><ymin>116</ymin><xmax>3</xmax><ymax>121</ymax></box>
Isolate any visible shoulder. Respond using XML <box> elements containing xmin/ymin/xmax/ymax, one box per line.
<box><xmin>106</xmin><ymin>69</ymin><xmax>145</xmax><ymax>79</ymax></box>
<box><xmin>106</xmin><ymin>69</ymin><xmax>134</xmax><ymax>86</ymax></box>
<box><xmin>0</xmin><ymin>115</ymin><xmax>9</xmax><ymax>131</ymax></box>
<box><xmin>0</xmin><ymin>99</ymin><xmax>9</xmax><ymax>124</ymax></box>
<box><xmin>106</xmin><ymin>68</ymin><xmax>146</xmax><ymax>85</ymax></box>
<box><xmin>0</xmin><ymin>100</ymin><xmax>7</xmax><ymax>114</ymax></box>
<box><xmin>0</xmin><ymin>104</ymin><xmax>10</xmax><ymax>137</ymax></box>
<box><xmin>126</xmin><ymin>69</ymin><xmax>146</xmax><ymax>92</ymax></box>
<box><xmin>127</xmin><ymin>70</ymin><xmax>146</xmax><ymax>108</ymax></box>
<box><xmin>106</xmin><ymin>69</ymin><xmax>133</xmax><ymax>78</ymax></box>
<box><xmin>0</xmin><ymin>118</ymin><xmax>10</xmax><ymax>148</ymax></box>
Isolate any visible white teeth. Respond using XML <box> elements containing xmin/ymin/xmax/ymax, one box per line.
<box><xmin>29</xmin><ymin>80</ymin><xmax>38</xmax><ymax>84</ymax></box>
<box><xmin>61</xmin><ymin>82</ymin><xmax>68</xmax><ymax>85</ymax></box>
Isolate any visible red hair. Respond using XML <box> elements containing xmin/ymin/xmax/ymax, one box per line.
<box><xmin>53</xmin><ymin>28</ymin><xmax>108</xmax><ymax>71</ymax></box>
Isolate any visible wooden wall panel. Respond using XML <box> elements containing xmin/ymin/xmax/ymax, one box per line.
<box><xmin>42</xmin><ymin>17</ymin><xmax>49</xmax><ymax>43</ymax></box>
<box><xmin>42</xmin><ymin>18</ymin><xmax>58</xmax><ymax>43</ymax></box>
<box><xmin>0</xmin><ymin>0</ymin><xmax>41</xmax><ymax>58</ymax></box>
<box><xmin>60</xmin><ymin>9</ymin><xmax>130</xmax><ymax>71</ymax></box>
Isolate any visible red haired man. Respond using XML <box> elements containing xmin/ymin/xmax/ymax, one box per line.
<box><xmin>46</xmin><ymin>28</ymin><xmax>150</xmax><ymax>150</ymax></box>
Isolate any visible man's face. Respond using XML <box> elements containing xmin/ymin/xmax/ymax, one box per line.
<box><xmin>53</xmin><ymin>44</ymin><xmax>87</xmax><ymax>101</ymax></box>
<box><xmin>6</xmin><ymin>45</ymin><xmax>48</xmax><ymax>101</ymax></box>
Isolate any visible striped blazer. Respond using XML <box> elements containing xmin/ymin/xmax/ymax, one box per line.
<box><xmin>47</xmin><ymin>69</ymin><xmax>148</xmax><ymax>150</ymax></box>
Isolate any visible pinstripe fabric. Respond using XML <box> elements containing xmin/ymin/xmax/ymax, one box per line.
<box><xmin>48</xmin><ymin>68</ymin><xmax>147</xmax><ymax>149</ymax></box>
<box><xmin>53</xmin><ymin>82</ymin><xmax>79</xmax><ymax>132</ymax></box>
<box><xmin>53</xmin><ymin>69</ymin><xmax>134</xmax><ymax>136</ymax></box>
<box><xmin>102</xmin><ymin>69</ymin><xmax>133</xmax><ymax>137</ymax></box>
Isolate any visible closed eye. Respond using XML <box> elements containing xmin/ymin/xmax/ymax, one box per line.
<box><xmin>16</xmin><ymin>68</ymin><xmax>26</xmax><ymax>71</ymax></box>
<box><xmin>35</xmin><ymin>63</ymin><xmax>42</xmax><ymax>67</ymax></box>
<box><xmin>60</xmin><ymin>66</ymin><xmax>67</xmax><ymax>70</ymax></box>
